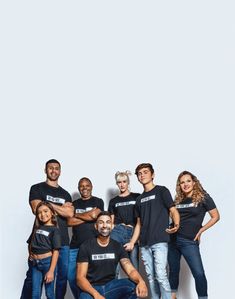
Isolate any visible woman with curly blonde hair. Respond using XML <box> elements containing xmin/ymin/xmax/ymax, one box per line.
<box><xmin>168</xmin><ymin>171</ymin><xmax>220</xmax><ymax>299</ymax></box>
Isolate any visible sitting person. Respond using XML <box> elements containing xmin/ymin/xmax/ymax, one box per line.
<box><xmin>76</xmin><ymin>211</ymin><xmax>148</xmax><ymax>299</ymax></box>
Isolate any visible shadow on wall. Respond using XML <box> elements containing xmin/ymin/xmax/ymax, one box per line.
<box><xmin>177</xmin><ymin>257</ymin><xmax>192</xmax><ymax>299</ymax></box>
<box><xmin>106</xmin><ymin>188</ymin><xmax>119</xmax><ymax>209</ymax></box>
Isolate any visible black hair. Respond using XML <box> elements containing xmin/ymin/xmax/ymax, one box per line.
<box><xmin>45</xmin><ymin>159</ymin><xmax>61</xmax><ymax>169</ymax></box>
<box><xmin>96</xmin><ymin>211</ymin><xmax>112</xmax><ymax>221</ymax></box>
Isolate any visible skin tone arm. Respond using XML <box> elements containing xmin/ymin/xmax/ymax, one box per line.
<box><xmin>123</xmin><ymin>217</ymin><xmax>141</xmax><ymax>251</ymax></box>
<box><xmin>44</xmin><ymin>249</ymin><xmax>59</xmax><ymax>283</ymax></box>
<box><xmin>120</xmin><ymin>258</ymin><xmax>148</xmax><ymax>298</ymax></box>
<box><xmin>77</xmin><ymin>262</ymin><xmax>105</xmax><ymax>299</ymax></box>
<box><xmin>30</xmin><ymin>199</ymin><xmax>74</xmax><ymax>218</ymax></box>
<box><xmin>67</xmin><ymin>208</ymin><xmax>102</xmax><ymax>227</ymax></box>
<box><xmin>166</xmin><ymin>206</ymin><xmax>180</xmax><ymax>234</ymax></box>
<box><xmin>194</xmin><ymin>208</ymin><xmax>220</xmax><ymax>242</ymax></box>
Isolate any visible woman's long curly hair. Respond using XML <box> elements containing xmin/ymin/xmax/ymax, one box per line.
<box><xmin>175</xmin><ymin>171</ymin><xmax>206</xmax><ymax>205</ymax></box>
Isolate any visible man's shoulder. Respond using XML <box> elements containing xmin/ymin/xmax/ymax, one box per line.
<box><xmin>30</xmin><ymin>181</ymin><xmax>45</xmax><ymax>190</ymax></box>
<box><xmin>80</xmin><ymin>237</ymin><xmax>96</xmax><ymax>249</ymax></box>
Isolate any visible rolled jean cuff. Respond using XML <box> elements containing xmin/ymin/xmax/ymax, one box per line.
<box><xmin>198</xmin><ymin>297</ymin><xmax>208</xmax><ymax>299</ymax></box>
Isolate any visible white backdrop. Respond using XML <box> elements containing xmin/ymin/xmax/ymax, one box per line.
<box><xmin>1</xmin><ymin>1</ymin><xmax>234</xmax><ymax>298</ymax></box>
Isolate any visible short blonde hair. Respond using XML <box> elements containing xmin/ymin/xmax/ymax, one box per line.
<box><xmin>115</xmin><ymin>171</ymin><xmax>132</xmax><ymax>184</ymax></box>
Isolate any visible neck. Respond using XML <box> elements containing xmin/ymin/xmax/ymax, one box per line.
<box><xmin>119</xmin><ymin>190</ymin><xmax>130</xmax><ymax>197</ymax></box>
<box><xmin>81</xmin><ymin>196</ymin><xmax>92</xmax><ymax>201</ymax></box>
<box><xmin>46</xmin><ymin>179</ymin><xmax>59</xmax><ymax>188</ymax></box>
<box><xmin>97</xmin><ymin>236</ymin><xmax>110</xmax><ymax>247</ymax></box>
<box><xmin>144</xmin><ymin>181</ymin><xmax>155</xmax><ymax>192</ymax></box>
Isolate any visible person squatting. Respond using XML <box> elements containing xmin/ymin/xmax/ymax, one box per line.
<box><xmin>20</xmin><ymin>159</ymin><xmax>220</xmax><ymax>299</ymax></box>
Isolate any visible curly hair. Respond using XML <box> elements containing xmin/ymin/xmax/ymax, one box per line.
<box><xmin>175</xmin><ymin>171</ymin><xmax>206</xmax><ymax>205</ymax></box>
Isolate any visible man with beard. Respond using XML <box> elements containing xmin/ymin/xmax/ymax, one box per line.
<box><xmin>76</xmin><ymin>211</ymin><xmax>148</xmax><ymax>299</ymax></box>
<box><xmin>20</xmin><ymin>159</ymin><xmax>74</xmax><ymax>299</ymax></box>
<box><xmin>67</xmin><ymin>177</ymin><xmax>104</xmax><ymax>298</ymax></box>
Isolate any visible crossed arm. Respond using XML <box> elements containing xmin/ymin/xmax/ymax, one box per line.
<box><xmin>30</xmin><ymin>199</ymin><xmax>74</xmax><ymax>218</ymax></box>
<box><xmin>67</xmin><ymin>208</ymin><xmax>102</xmax><ymax>227</ymax></box>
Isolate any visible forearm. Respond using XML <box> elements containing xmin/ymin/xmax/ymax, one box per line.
<box><xmin>130</xmin><ymin>220</ymin><xmax>140</xmax><ymax>244</ymax></box>
<box><xmin>77</xmin><ymin>277</ymin><xmax>100</xmax><ymax>298</ymax></box>
<box><xmin>75</xmin><ymin>208</ymin><xmax>101</xmax><ymax>221</ymax></box>
<box><xmin>170</xmin><ymin>207</ymin><xmax>180</xmax><ymax>227</ymax></box>
<box><xmin>67</xmin><ymin>217</ymin><xmax>85</xmax><ymax>226</ymax></box>
<box><xmin>49</xmin><ymin>250</ymin><xmax>59</xmax><ymax>273</ymax></box>
<box><xmin>200</xmin><ymin>214</ymin><xmax>220</xmax><ymax>233</ymax></box>
<box><xmin>51</xmin><ymin>203</ymin><xmax>74</xmax><ymax>218</ymax></box>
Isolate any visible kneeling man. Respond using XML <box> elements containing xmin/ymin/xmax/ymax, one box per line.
<box><xmin>76</xmin><ymin>211</ymin><xmax>148</xmax><ymax>299</ymax></box>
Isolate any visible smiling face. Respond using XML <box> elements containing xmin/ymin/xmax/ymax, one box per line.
<box><xmin>78</xmin><ymin>179</ymin><xmax>92</xmax><ymax>200</ymax></box>
<box><xmin>179</xmin><ymin>174</ymin><xmax>195</xmax><ymax>197</ymax></box>
<box><xmin>95</xmin><ymin>215</ymin><xmax>113</xmax><ymax>237</ymax></box>
<box><xmin>37</xmin><ymin>204</ymin><xmax>53</xmax><ymax>225</ymax></box>
<box><xmin>45</xmin><ymin>162</ymin><xmax>61</xmax><ymax>182</ymax></box>
<box><xmin>137</xmin><ymin>167</ymin><xmax>154</xmax><ymax>186</ymax></box>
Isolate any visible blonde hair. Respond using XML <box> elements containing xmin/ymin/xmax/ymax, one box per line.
<box><xmin>175</xmin><ymin>170</ymin><xmax>206</xmax><ymax>205</ymax></box>
<box><xmin>115</xmin><ymin>171</ymin><xmax>132</xmax><ymax>184</ymax></box>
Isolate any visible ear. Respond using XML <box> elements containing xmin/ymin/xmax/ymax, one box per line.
<box><xmin>152</xmin><ymin>173</ymin><xmax>155</xmax><ymax>180</ymax></box>
<box><xmin>95</xmin><ymin>223</ymin><xmax>98</xmax><ymax>230</ymax></box>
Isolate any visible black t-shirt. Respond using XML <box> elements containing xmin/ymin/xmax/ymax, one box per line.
<box><xmin>77</xmin><ymin>238</ymin><xmax>128</xmax><ymax>285</ymax></box>
<box><xmin>108</xmin><ymin>192</ymin><xmax>140</xmax><ymax>226</ymax></box>
<box><xmin>29</xmin><ymin>182</ymin><xmax>72</xmax><ymax>246</ymax></box>
<box><xmin>30</xmin><ymin>225</ymin><xmax>61</xmax><ymax>254</ymax></box>
<box><xmin>135</xmin><ymin>185</ymin><xmax>174</xmax><ymax>247</ymax></box>
<box><xmin>70</xmin><ymin>196</ymin><xmax>104</xmax><ymax>249</ymax></box>
<box><xmin>173</xmin><ymin>194</ymin><xmax>216</xmax><ymax>240</ymax></box>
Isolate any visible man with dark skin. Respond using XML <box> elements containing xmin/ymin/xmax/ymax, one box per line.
<box><xmin>77</xmin><ymin>211</ymin><xmax>148</xmax><ymax>299</ymax></box>
<box><xmin>67</xmin><ymin>178</ymin><xmax>104</xmax><ymax>299</ymax></box>
<box><xmin>20</xmin><ymin>159</ymin><xmax>74</xmax><ymax>299</ymax></box>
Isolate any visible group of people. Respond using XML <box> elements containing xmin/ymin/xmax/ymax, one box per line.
<box><xmin>20</xmin><ymin>159</ymin><xmax>220</xmax><ymax>299</ymax></box>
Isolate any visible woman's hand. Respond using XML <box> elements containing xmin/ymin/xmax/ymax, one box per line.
<box><xmin>166</xmin><ymin>223</ymin><xmax>179</xmax><ymax>234</ymax></box>
<box><xmin>44</xmin><ymin>270</ymin><xmax>54</xmax><ymax>283</ymax></box>
<box><xmin>194</xmin><ymin>229</ymin><xmax>203</xmax><ymax>243</ymax></box>
<box><xmin>123</xmin><ymin>242</ymin><xmax>134</xmax><ymax>251</ymax></box>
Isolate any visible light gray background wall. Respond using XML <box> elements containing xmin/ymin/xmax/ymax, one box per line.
<box><xmin>1</xmin><ymin>1</ymin><xmax>234</xmax><ymax>298</ymax></box>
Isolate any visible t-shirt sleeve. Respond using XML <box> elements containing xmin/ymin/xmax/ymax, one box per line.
<box><xmin>161</xmin><ymin>187</ymin><xmax>174</xmax><ymax>209</ymax></box>
<box><xmin>77</xmin><ymin>242</ymin><xmax>89</xmax><ymax>263</ymax></box>
<box><xmin>108</xmin><ymin>199</ymin><xmax>114</xmax><ymax>214</ymax></box>
<box><xmin>203</xmin><ymin>193</ymin><xmax>216</xmax><ymax>211</ymax></box>
<box><xmin>119</xmin><ymin>244</ymin><xmax>129</xmax><ymax>260</ymax></box>
<box><xmin>65</xmin><ymin>192</ymin><xmax>72</xmax><ymax>203</ymax></box>
<box><xmin>29</xmin><ymin>184</ymin><xmax>41</xmax><ymax>202</ymax></box>
<box><xmin>97</xmin><ymin>198</ymin><xmax>104</xmax><ymax>211</ymax></box>
<box><xmin>134</xmin><ymin>200</ymin><xmax>140</xmax><ymax>218</ymax></box>
<box><xmin>52</xmin><ymin>228</ymin><xmax>61</xmax><ymax>249</ymax></box>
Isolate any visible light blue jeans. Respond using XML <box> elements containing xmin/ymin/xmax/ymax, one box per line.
<box><xmin>141</xmin><ymin>242</ymin><xmax>171</xmax><ymax>299</ymax></box>
<box><xmin>68</xmin><ymin>248</ymin><xmax>81</xmax><ymax>299</ymax></box>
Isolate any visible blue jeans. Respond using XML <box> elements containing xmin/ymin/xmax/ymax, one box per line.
<box><xmin>111</xmin><ymin>224</ymin><xmax>139</xmax><ymax>275</ymax></box>
<box><xmin>168</xmin><ymin>237</ymin><xmax>208</xmax><ymax>299</ymax></box>
<box><xmin>141</xmin><ymin>243</ymin><xmax>171</xmax><ymax>299</ymax></box>
<box><xmin>68</xmin><ymin>248</ymin><xmax>81</xmax><ymax>299</ymax></box>
<box><xmin>20</xmin><ymin>258</ymin><xmax>34</xmax><ymax>299</ymax></box>
<box><xmin>32</xmin><ymin>256</ymin><xmax>55</xmax><ymax>299</ymax></box>
<box><xmin>56</xmin><ymin>245</ymin><xmax>69</xmax><ymax>299</ymax></box>
<box><xmin>20</xmin><ymin>246</ymin><xmax>69</xmax><ymax>299</ymax></box>
<box><xmin>79</xmin><ymin>278</ymin><xmax>137</xmax><ymax>299</ymax></box>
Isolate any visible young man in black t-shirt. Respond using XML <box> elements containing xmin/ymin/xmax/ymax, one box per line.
<box><xmin>125</xmin><ymin>163</ymin><xmax>180</xmax><ymax>299</ymax></box>
<box><xmin>20</xmin><ymin>159</ymin><xmax>74</xmax><ymax>299</ymax></box>
<box><xmin>76</xmin><ymin>211</ymin><xmax>148</xmax><ymax>299</ymax></box>
<box><xmin>67</xmin><ymin>177</ymin><xmax>104</xmax><ymax>299</ymax></box>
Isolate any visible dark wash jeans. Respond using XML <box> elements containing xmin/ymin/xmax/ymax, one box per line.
<box><xmin>168</xmin><ymin>236</ymin><xmax>208</xmax><ymax>299</ymax></box>
<box><xmin>79</xmin><ymin>278</ymin><xmax>137</xmax><ymax>299</ymax></box>
<box><xmin>20</xmin><ymin>246</ymin><xmax>69</xmax><ymax>299</ymax></box>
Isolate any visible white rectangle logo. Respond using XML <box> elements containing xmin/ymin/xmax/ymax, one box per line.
<box><xmin>46</xmin><ymin>195</ymin><xmax>65</xmax><ymax>205</ymax></box>
<box><xmin>36</xmin><ymin>229</ymin><xmax>49</xmax><ymax>237</ymax></box>
<box><xmin>92</xmin><ymin>253</ymin><xmax>115</xmax><ymax>260</ymax></box>
<box><xmin>115</xmin><ymin>201</ymin><xmax>136</xmax><ymax>207</ymax></box>
<box><xmin>141</xmin><ymin>195</ymin><xmax>155</xmax><ymax>203</ymax></box>
<box><xmin>176</xmin><ymin>203</ymin><xmax>195</xmax><ymax>209</ymax></box>
<box><xmin>76</xmin><ymin>207</ymin><xmax>93</xmax><ymax>214</ymax></box>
